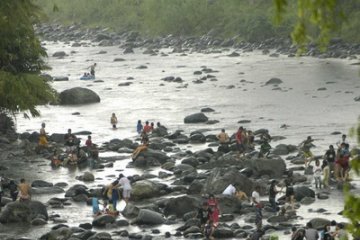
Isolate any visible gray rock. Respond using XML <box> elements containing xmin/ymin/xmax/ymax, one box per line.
<box><xmin>184</xmin><ymin>113</ymin><xmax>208</xmax><ymax>123</ymax></box>
<box><xmin>309</xmin><ymin>218</ymin><xmax>330</xmax><ymax>229</ymax></box>
<box><xmin>53</xmin><ymin>76</ymin><xmax>69</xmax><ymax>81</ymax></box>
<box><xmin>294</xmin><ymin>186</ymin><xmax>315</xmax><ymax>201</ymax></box>
<box><xmin>31</xmin><ymin>218</ymin><xmax>47</xmax><ymax>225</ymax></box>
<box><xmin>163</xmin><ymin>196</ymin><xmax>201</xmax><ymax>217</ymax></box>
<box><xmin>243</xmin><ymin>157</ymin><xmax>286</xmax><ymax>178</ymax></box>
<box><xmin>65</xmin><ymin>184</ymin><xmax>88</xmax><ymax>198</ymax></box>
<box><xmin>41</xmin><ymin>227</ymin><xmax>72</xmax><ymax>240</ymax></box>
<box><xmin>78</xmin><ymin>172</ymin><xmax>95</xmax><ymax>182</ymax></box>
<box><xmin>202</xmin><ymin>168</ymin><xmax>254</xmax><ymax>196</ymax></box>
<box><xmin>92</xmin><ymin>215</ymin><xmax>116</xmax><ymax>227</ymax></box>
<box><xmin>300</xmin><ymin>197</ymin><xmax>315</xmax><ymax>205</ymax></box>
<box><xmin>0</xmin><ymin>201</ymin><xmax>48</xmax><ymax>223</ymax></box>
<box><xmin>265</xmin><ymin>78</ymin><xmax>283</xmax><ymax>85</ymax></box>
<box><xmin>31</xmin><ymin>180</ymin><xmax>53</xmax><ymax>188</ymax></box>
<box><xmin>354</xmin><ymin>96</ymin><xmax>360</xmax><ymax>102</ymax></box>
<box><xmin>201</xmin><ymin>107</ymin><xmax>215</xmax><ymax>112</ymax></box>
<box><xmin>32</xmin><ymin>187</ymin><xmax>65</xmax><ymax>194</ymax></box>
<box><xmin>213</xmin><ymin>226</ymin><xmax>235</xmax><ymax>238</ymax></box>
<box><xmin>59</xmin><ymin>87</ymin><xmax>100</xmax><ymax>105</ymax></box>
<box><xmin>135</xmin><ymin>209</ymin><xmax>165</xmax><ymax>225</ymax></box>
<box><xmin>131</xmin><ymin>180</ymin><xmax>161</xmax><ymax>201</ymax></box>
<box><xmin>52</xmin><ymin>51</ymin><xmax>66</xmax><ymax>57</ymax></box>
<box><xmin>88</xmin><ymin>232</ymin><xmax>112</xmax><ymax>240</ymax></box>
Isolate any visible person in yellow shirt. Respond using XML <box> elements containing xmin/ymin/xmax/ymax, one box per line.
<box><xmin>38</xmin><ymin>123</ymin><xmax>48</xmax><ymax>147</ymax></box>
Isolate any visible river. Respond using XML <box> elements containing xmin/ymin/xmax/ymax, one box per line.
<box><xmin>1</xmin><ymin>41</ymin><xmax>360</xmax><ymax>239</ymax></box>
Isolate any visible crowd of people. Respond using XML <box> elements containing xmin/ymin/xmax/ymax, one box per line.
<box><xmin>25</xmin><ymin>120</ymin><xmax>356</xmax><ymax>239</ymax></box>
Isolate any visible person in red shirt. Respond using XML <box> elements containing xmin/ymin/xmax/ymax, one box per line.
<box><xmin>143</xmin><ymin>121</ymin><xmax>152</xmax><ymax>133</ymax></box>
<box><xmin>85</xmin><ymin>135</ymin><xmax>93</xmax><ymax>148</ymax></box>
<box><xmin>235</xmin><ymin>126</ymin><xmax>246</xmax><ymax>158</ymax></box>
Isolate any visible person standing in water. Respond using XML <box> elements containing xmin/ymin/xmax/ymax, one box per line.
<box><xmin>137</xmin><ymin>120</ymin><xmax>143</xmax><ymax>134</ymax></box>
<box><xmin>110</xmin><ymin>113</ymin><xmax>118</xmax><ymax>129</ymax></box>
<box><xmin>38</xmin><ymin>122</ymin><xmax>48</xmax><ymax>148</ymax></box>
<box><xmin>89</xmin><ymin>63</ymin><xmax>97</xmax><ymax>77</ymax></box>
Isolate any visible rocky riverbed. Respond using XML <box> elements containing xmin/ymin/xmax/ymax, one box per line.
<box><xmin>0</xmin><ymin>25</ymin><xmax>359</xmax><ymax>240</ymax></box>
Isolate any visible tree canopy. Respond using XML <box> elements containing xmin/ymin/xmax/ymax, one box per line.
<box><xmin>0</xmin><ymin>0</ymin><xmax>55</xmax><ymax>118</ymax></box>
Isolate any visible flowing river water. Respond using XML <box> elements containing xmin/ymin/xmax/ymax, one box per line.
<box><xmin>1</xmin><ymin>41</ymin><xmax>360</xmax><ymax>239</ymax></box>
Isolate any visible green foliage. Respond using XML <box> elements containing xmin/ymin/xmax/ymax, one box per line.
<box><xmin>0</xmin><ymin>0</ymin><xmax>55</xmax><ymax>117</ymax></box>
<box><xmin>344</xmin><ymin>120</ymin><xmax>360</xmax><ymax>237</ymax></box>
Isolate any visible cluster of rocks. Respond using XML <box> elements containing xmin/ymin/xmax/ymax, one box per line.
<box><xmin>0</xmin><ymin>110</ymin><xmax>354</xmax><ymax>240</ymax></box>
<box><xmin>35</xmin><ymin>23</ymin><xmax>360</xmax><ymax>59</ymax></box>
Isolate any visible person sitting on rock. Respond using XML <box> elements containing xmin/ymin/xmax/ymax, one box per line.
<box><xmin>64</xmin><ymin>128</ymin><xmax>77</xmax><ymax>153</ymax></box>
<box><xmin>300</xmin><ymin>136</ymin><xmax>315</xmax><ymax>167</ymax></box>
<box><xmin>132</xmin><ymin>131</ymin><xmax>150</xmax><ymax>161</ymax></box>
<box><xmin>217</xmin><ymin>128</ymin><xmax>230</xmax><ymax>153</ymax></box>
<box><xmin>8</xmin><ymin>180</ymin><xmax>18</xmax><ymax>201</ymax></box>
<box><xmin>259</xmin><ymin>133</ymin><xmax>272</xmax><ymax>158</ymax></box>
<box><xmin>51</xmin><ymin>150</ymin><xmax>62</xmax><ymax>167</ymax></box>
<box><xmin>18</xmin><ymin>178</ymin><xmax>31</xmax><ymax>202</ymax></box>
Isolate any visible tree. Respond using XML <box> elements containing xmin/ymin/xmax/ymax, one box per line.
<box><xmin>0</xmin><ymin>0</ymin><xmax>55</xmax><ymax>118</ymax></box>
<box><xmin>274</xmin><ymin>0</ymin><xmax>346</xmax><ymax>51</ymax></box>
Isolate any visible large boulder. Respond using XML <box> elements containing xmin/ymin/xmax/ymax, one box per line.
<box><xmin>243</xmin><ymin>157</ymin><xmax>286</xmax><ymax>178</ymax></box>
<box><xmin>40</xmin><ymin>227</ymin><xmax>72</xmax><ymax>240</ymax></box>
<box><xmin>136</xmin><ymin>149</ymin><xmax>170</xmax><ymax>165</ymax></box>
<box><xmin>31</xmin><ymin>180</ymin><xmax>53</xmax><ymax>188</ymax></box>
<box><xmin>163</xmin><ymin>196</ymin><xmax>201</xmax><ymax>217</ymax></box>
<box><xmin>135</xmin><ymin>209</ymin><xmax>165</xmax><ymax>225</ymax></box>
<box><xmin>59</xmin><ymin>87</ymin><xmax>100</xmax><ymax>105</ymax></box>
<box><xmin>309</xmin><ymin>218</ymin><xmax>331</xmax><ymax>229</ymax></box>
<box><xmin>131</xmin><ymin>180</ymin><xmax>161</xmax><ymax>201</ymax></box>
<box><xmin>294</xmin><ymin>186</ymin><xmax>315</xmax><ymax>201</ymax></box>
<box><xmin>65</xmin><ymin>184</ymin><xmax>89</xmax><ymax>198</ymax></box>
<box><xmin>272</xmin><ymin>144</ymin><xmax>297</xmax><ymax>155</ymax></box>
<box><xmin>0</xmin><ymin>201</ymin><xmax>48</xmax><ymax>223</ymax></box>
<box><xmin>184</xmin><ymin>113</ymin><xmax>208</xmax><ymax>124</ymax></box>
<box><xmin>202</xmin><ymin>168</ymin><xmax>254</xmax><ymax>196</ymax></box>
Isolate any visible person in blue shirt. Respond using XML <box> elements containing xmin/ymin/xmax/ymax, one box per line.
<box><xmin>136</xmin><ymin>120</ymin><xmax>143</xmax><ymax>134</ymax></box>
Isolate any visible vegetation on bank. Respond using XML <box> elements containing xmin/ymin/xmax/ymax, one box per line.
<box><xmin>34</xmin><ymin>0</ymin><xmax>360</xmax><ymax>44</ymax></box>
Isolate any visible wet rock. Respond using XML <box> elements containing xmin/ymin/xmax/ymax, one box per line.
<box><xmin>243</xmin><ymin>157</ymin><xmax>286</xmax><ymax>178</ymax></box>
<box><xmin>184</xmin><ymin>113</ymin><xmax>208</xmax><ymax>123</ymax></box>
<box><xmin>53</xmin><ymin>76</ymin><xmax>69</xmax><ymax>81</ymax></box>
<box><xmin>31</xmin><ymin>218</ymin><xmax>47</xmax><ymax>225</ymax></box>
<box><xmin>317</xmin><ymin>87</ymin><xmax>327</xmax><ymax>91</ymax></box>
<box><xmin>75</xmin><ymin>172</ymin><xmax>95</xmax><ymax>182</ymax></box>
<box><xmin>265</xmin><ymin>78</ymin><xmax>283</xmax><ymax>85</ymax></box>
<box><xmin>88</xmin><ymin>232</ymin><xmax>112</xmax><ymax>240</ymax></box>
<box><xmin>354</xmin><ymin>96</ymin><xmax>360</xmax><ymax>102</ymax></box>
<box><xmin>79</xmin><ymin>223</ymin><xmax>93</xmax><ymax>230</ymax></box>
<box><xmin>32</xmin><ymin>187</ymin><xmax>65</xmax><ymax>194</ymax></box>
<box><xmin>135</xmin><ymin>209</ymin><xmax>165</xmax><ymax>225</ymax></box>
<box><xmin>134</xmin><ymin>149</ymin><xmax>170</xmax><ymax>167</ymax></box>
<box><xmin>201</xmin><ymin>107</ymin><xmax>215</xmax><ymax>112</ymax></box>
<box><xmin>31</xmin><ymin>180</ymin><xmax>53</xmax><ymax>188</ymax></box>
<box><xmin>163</xmin><ymin>196</ymin><xmax>201</xmax><ymax>217</ymax></box>
<box><xmin>228</xmin><ymin>52</ymin><xmax>240</xmax><ymax>57</ymax></box>
<box><xmin>52</xmin><ymin>51</ymin><xmax>66</xmax><ymax>57</ymax></box>
<box><xmin>123</xmin><ymin>47</ymin><xmax>134</xmax><ymax>54</ymax></box>
<box><xmin>317</xmin><ymin>193</ymin><xmax>329</xmax><ymax>200</ymax></box>
<box><xmin>214</xmin><ymin>226</ymin><xmax>235</xmax><ymax>238</ymax></box>
<box><xmin>267</xmin><ymin>215</ymin><xmax>288</xmax><ymax>223</ymax></box>
<box><xmin>309</xmin><ymin>218</ymin><xmax>330</xmax><ymax>229</ymax></box>
<box><xmin>152</xmin><ymin>127</ymin><xmax>168</xmax><ymax>137</ymax></box>
<box><xmin>238</xmin><ymin>120</ymin><xmax>251</xmax><ymax>124</ymax></box>
<box><xmin>92</xmin><ymin>215</ymin><xmax>116</xmax><ymax>227</ymax></box>
<box><xmin>122</xmin><ymin>203</ymin><xmax>140</xmax><ymax>218</ymax></box>
<box><xmin>0</xmin><ymin>201</ymin><xmax>48</xmax><ymax>223</ymax></box>
<box><xmin>272</xmin><ymin>144</ymin><xmax>297</xmax><ymax>155</ymax></box>
<box><xmin>131</xmin><ymin>180</ymin><xmax>161</xmax><ymax>201</ymax></box>
<box><xmin>65</xmin><ymin>184</ymin><xmax>89</xmax><ymax>197</ymax></box>
<box><xmin>190</xmin><ymin>132</ymin><xmax>206</xmax><ymax>143</ymax></box>
<box><xmin>114</xmin><ymin>58</ymin><xmax>125</xmax><ymax>62</ymax></box>
<box><xmin>40</xmin><ymin>227</ymin><xmax>72</xmax><ymax>240</ymax></box>
<box><xmin>184</xmin><ymin>226</ymin><xmax>201</xmax><ymax>236</ymax></box>
<box><xmin>193</xmin><ymin>71</ymin><xmax>202</xmax><ymax>75</ymax></box>
<box><xmin>294</xmin><ymin>186</ymin><xmax>315</xmax><ymax>201</ymax></box>
<box><xmin>136</xmin><ymin>65</ymin><xmax>148</xmax><ymax>69</ymax></box>
<box><xmin>300</xmin><ymin>197</ymin><xmax>315</xmax><ymax>205</ymax></box>
<box><xmin>59</xmin><ymin>87</ymin><xmax>100</xmax><ymax>105</ymax></box>
<box><xmin>202</xmin><ymin>168</ymin><xmax>254</xmax><ymax>195</ymax></box>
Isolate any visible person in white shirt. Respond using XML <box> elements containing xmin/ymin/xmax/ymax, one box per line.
<box><xmin>118</xmin><ymin>174</ymin><xmax>132</xmax><ymax>203</ymax></box>
<box><xmin>313</xmin><ymin>159</ymin><xmax>322</xmax><ymax>189</ymax></box>
<box><xmin>222</xmin><ymin>184</ymin><xmax>236</xmax><ymax>195</ymax></box>
<box><xmin>251</xmin><ymin>186</ymin><xmax>262</xmax><ymax>229</ymax></box>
